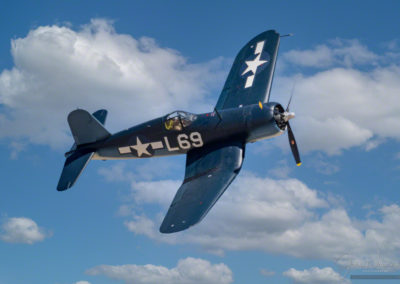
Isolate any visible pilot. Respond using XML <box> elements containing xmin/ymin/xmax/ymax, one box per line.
<box><xmin>172</xmin><ymin>117</ymin><xmax>182</xmax><ymax>131</ymax></box>
<box><xmin>165</xmin><ymin>117</ymin><xmax>182</xmax><ymax>131</ymax></box>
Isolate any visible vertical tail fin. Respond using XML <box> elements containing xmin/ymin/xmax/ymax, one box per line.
<box><xmin>57</xmin><ymin>109</ymin><xmax>109</xmax><ymax>191</ymax></box>
<box><xmin>68</xmin><ymin>109</ymin><xmax>110</xmax><ymax>145</ymax></box>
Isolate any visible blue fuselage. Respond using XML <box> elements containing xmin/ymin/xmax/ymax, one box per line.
<box><xmin>89</xmin><ymin>102</ymin><xmax>284</xmax><ymax>160</ymax></box>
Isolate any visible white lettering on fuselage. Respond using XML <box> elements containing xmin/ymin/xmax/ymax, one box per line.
<box><xmin>164</xmin><ymin>136</ymin><xmax>179</xmax><ymax>151</ymax></box>
<box><xmin>118</xmin><ymin>132</ymin><xmax>204</xmax><ymax>157</ymax></box>
<box><xmin>176</xmin><ymin>132</ymin><xmax>204</xmax><ymax>149</ymax></box>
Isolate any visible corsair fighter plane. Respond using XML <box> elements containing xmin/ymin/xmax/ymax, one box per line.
<box><xmin>57</xmin><ymin>30</ymin><xmax>301</xmax><ymax>233</ymax></box>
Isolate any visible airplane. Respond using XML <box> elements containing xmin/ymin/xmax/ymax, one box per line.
<box><xmin>57</xmin><ymin>30</ymin><xmax>301</xmax><ymax>233</ymax></box>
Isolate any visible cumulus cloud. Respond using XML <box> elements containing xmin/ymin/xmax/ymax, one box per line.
<box><xmin>0</xmin><ymin>217</ymin><xmax>50</xmax><ymax>244</ymax></box>
<box><xmin>98</xmin><ymin>159</ymin><xmax>181</xmax><ymax>184</ymax></box>
<box><xmin>9</xmin><ymin>141</ymin><xmax>26</xmax><ymax>159</ymax></box>
<box><xmin>75</xmin><ymin>281</ymin><xmax>91</xmax><ymax>284</ymax></box>
<box><xmin>306</xmin><ymin>153</ymin><xmax>340</xmax><ymax>175</ymax></box>
<box><xmin>106</xmin><ymin>166</ymin><xmax>400</xmax><ymax>268</ymax></box>
<box><xmin>283</xmin><ymin>267</ymin><xmax>350</xmax><ymax>284</ymax></box>
<box><xmin>283</xmin><ymin>39</ymin><xmax>378</xmax><ymax>68</ymax></box>
<box><xmin>123</xmin><ymin>175</ymin><xmax>328</xmax><ymax>242</ymax></box>
<box><xmin>86</xmin><ymin>257</ymin><xmax>233</xmax><ymax>284</ymax></box>
<box><xmin>0</xmin><ymin>19</ymin><xmax>226</xmax><ymax>148</ymax></box>
<box><xmin>272</xmin><ymin>38</ymin><xmax>400</xmax><ymax>155</ymax></box>
<box><xmin>274</xmin><ymin>64</ymin><xmax>400</xmax><ymax>154</ymax></box>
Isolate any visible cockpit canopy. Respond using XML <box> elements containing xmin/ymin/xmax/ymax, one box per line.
<box><xmin>164</xmin><ymin>111</ymin><xmax>197</xmax><ymax>131</ymax></box>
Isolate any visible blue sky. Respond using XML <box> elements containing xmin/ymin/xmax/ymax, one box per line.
<box><xmin>1</xmin><ymin>1</ymin><xmax>400</xmax><ymax>283</ymax></box>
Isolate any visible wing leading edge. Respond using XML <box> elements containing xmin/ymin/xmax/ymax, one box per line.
<box><xmin>215</xmin><ymin>30</ymin><xmax>280</xmax><ymax>110</ymax></box>
<box><xmin>160</xmin><ymin>142</ymin><xmax>245</xmax><ymax>233</ymax></box>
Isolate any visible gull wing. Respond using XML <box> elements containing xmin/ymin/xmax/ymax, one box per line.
<box><xmin>215</xmin><ymin>30</ymin><xmax>280</xmax><ymax>110</ymax></box>
<box><xmin>160</xmin><ymin>142</ymin><xmax>244</xmax><ymax>233</ymax></box>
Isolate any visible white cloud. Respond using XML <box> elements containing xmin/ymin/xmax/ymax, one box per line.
<box><xmin>9</xmin><ymin>141</ymin><xmax>26</xmax><ymax>159</ymax></box>
<box><xmin>284</xmin><ymin>44</ymin><xmax>335</xmax><ymax>68</ymax></box>
<box><xmin>122</xmin><ymin>174</ymin><xmax>330</xmax><ymax>251</ymax></box>
<box><xmin>86</xmin><ymin>257</ymin><xmax>233</xmax><ymax>284</ymax></box>
<box><xmin>267</xmin><ymin>159</ymin><xmax>291</xmax><ymax>178</ymax></box>
<box><xmin>296</xmin><ymin>115</ymin><xmax>373</xmax><ymax>155</ymax></box>
<box><xmin>110</xmin><ymin>167</ymin><xmax>400</xmax><ymax>269</ymax></box>
<box><xmin>0</xmin><ymin>217</ymin><xmax>50</xmax><ymax>244</ymax></box>
<box><xmin>364</xmin><ymin>137</ymin><xmax>385</xmax><ymax>151</ymax></box>
<box><xmin>331</xmin><ymin>39</ymin><xmax>378</xmax><ymax>66</ymax></box>
<box><xmin>283</xmin><ymin>267</ymin><xmax>350</xmax><ymax>284</ymax></box>
<box><xmin>124</xmin><ymin>214</ymin><xmax>162</xmax><ymax>240</ymax></box>
<box><xmin>98</xmin><ymin>163</ymin><xmax>134</xmax><ymax>183</ymax></box>
<box><xmin>98</xmin><ymin>159</ymin><xmax>182</xmax><ymax>183</ymax></box>
<box><xmin>274</xmin><ymin>64</ymin><xmax>400</xmax><ymax>154</ymax></box>
<box><xmin>0</xmin><ymin>19</ymin><xmax>226</xmax><ymax>148</ymax></box>
<box><xmin>123</xmin><ymin>175</ymin><xmax>328</xmax><ymax>240</ymax></box>
<box><xmin>75</xmin><ymin>281</ymin><xmax>91</xmax><ymax>284</ymax></box>
<box><xmin>273</xmin><ymin>37</ymin><xmax>400</xmax><ymax>155</ymax></box>
<box><xmin>306</xmin><ymin>153</ymin><xmax>340</xmax><ymax>175</ymax></box>
<box><xmin>283</xmin><ymin>39</ymin><xmax>378</xmax><ymax>68</ymax></box>
<box><xmin>129</xmin><ymin>179</ymin><xmax>180</xmax><ymax>206</ymax></box>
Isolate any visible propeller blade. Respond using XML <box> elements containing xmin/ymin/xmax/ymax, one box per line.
<box><xmin>286</xmin><ymin>81</ymin><xmax>297</xmax><ymax>112</ymax></box>
<box><xmin>287</xmin><ymin>122</ymin><xmax>301</xmax><ymax>166</ymax></box>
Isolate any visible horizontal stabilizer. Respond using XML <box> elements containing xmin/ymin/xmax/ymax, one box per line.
<box><xmin>68</xmin><ymin>109</ymin><xmax>110</xmax><ymax>145</ymax></box>
<box><xmin>57</xmin><ymin>151</ymin><xmax>93</xmax><ymax>191</ymax></box>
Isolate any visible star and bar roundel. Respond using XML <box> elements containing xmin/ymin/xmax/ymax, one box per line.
<box><xmin>118</xmin><ymin>136</ymin><xmax>160</xmax><ymax>157</ymax></box>
<box><xmin>241</xmin><ymin>40</ymin><xmax>270</xmax><ymax>88</ymax></box>
<box><xmin>118</xmin><ymin>132</ymin><xmax>204</xmax><ymax>157</ymax></box>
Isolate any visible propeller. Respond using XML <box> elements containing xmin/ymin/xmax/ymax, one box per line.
<box><xmin>287</xmin><ymin>122</ymin><xmax>301</xmax><ymax>166</ymax></box>
<box><xmin>286</xmin><ymin>80</ymin><xmax>296</xmax><ymax>112</ymax></box>
<box><xmin>285</xmin><ymin>82</ymin><xmax>301</xmax><ymax>166</ymax></box>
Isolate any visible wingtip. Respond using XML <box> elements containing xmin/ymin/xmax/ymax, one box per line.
<box><xmin>56</xmin><ymin>185</ymin><xmax>69</xmax><ymax>191</ymax></box>
<box><xmin>56</xmin><ymin>180</ymin><xmax>73</xmax><ymax>191</ymax></box>
<box><xmin>159</xmin><ymin>222</ymin><xmax>190</xmax><ymax>234</ymax></box>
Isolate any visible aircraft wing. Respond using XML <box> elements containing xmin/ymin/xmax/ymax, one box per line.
<box><xmin>160</xmin><ymin>142</ymin><xmax>244</xmax><ymax>233</ymax></box>
<box><xmin>215</xmin><ymin>30</ymin><xmax>280</xmax><ymax>110</ymax></box>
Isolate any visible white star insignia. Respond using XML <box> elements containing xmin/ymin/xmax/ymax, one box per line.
<box><xmin>131</xmin><ymin>137</ymin><xmax>151</xmax><ymax>157</ymax></box>
<box><xmin>242</xmin><ymin>53</ymin><xmax>268</xmax><ymax>76</ymax></box>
